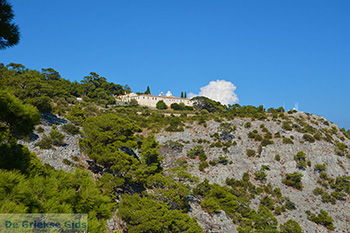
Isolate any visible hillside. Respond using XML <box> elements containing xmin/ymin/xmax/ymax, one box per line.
<box><xmin>1</xmin><ymin>64</ymin><xmax>350</xmax><ymax>232</ymax></box>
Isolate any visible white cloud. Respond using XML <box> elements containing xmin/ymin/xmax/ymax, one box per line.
<box><xmin>189</xmin><ymin>80</ymin><xmax>239</xmax><ymax>105</ymax></box>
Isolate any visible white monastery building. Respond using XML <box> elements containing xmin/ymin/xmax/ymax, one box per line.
<box><xmin>118</xmin><ymin>92</ymin><xmax>193</xmax><ymax>108</ymax></box>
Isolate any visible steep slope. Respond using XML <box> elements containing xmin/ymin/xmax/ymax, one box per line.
<box><xmin>156</xmin><ymin>111</ymin><xmax>350</xmax><ymax>232</ymax></box>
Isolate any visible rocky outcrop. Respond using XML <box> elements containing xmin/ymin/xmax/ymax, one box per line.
<box><xmin>156</xmin><ymin>112</ymin><xmax>350</xmax><ymax>233</ymax></box>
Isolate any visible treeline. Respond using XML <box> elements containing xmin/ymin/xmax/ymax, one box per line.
<box><xmin>0</xmin><ymin>63</ymin><xmax>130</xmax><ymax>113</ymax></box>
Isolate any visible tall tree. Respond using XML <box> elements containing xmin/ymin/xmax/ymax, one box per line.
<box><xmin>144</xmin><ymin>86</ymin><xmax>151</xmax><ymax>94</ymax></box>
<box><xmin>0</xmin><ymin>0</ymin><xmax>20</xmax><ymax>49</ymax></box>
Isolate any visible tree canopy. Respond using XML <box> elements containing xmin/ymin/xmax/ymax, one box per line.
<box><xmin>0</xmin><ymin>0</ymin><xmax>20</xmax><ymax>49</ymax></box>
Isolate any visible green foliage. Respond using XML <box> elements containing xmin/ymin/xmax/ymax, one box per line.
<box><xmin>199</xmin><ymin>161</ymin><xmax>209</xmax><ymax>172</ymax></box>
<box><xmin>282</xmin><ymin>121</ymin><xmax>293</xmax><ymax>131</ymax></box>
<box><xmin>144</xmin><ymin>86</ymin><xmax>151</xmax><ymax>94</ymax></box>
<box><xmin>170</xmin><ymin>102</ymin><xmax>193</xmax><ymax>111</ymax></box>
<box><xmin>146</xmin><ymin>173</ymin><xmax>191</xmax><ymax>211</ymax></box>
<box><xmin>192</xmin><ymin>96</ymin><xmax>225</xmax><ymax>112</ymax></box>
<box><xmin>282</xmin><ymin>137</ymin><xmax>294</xmax><ymax>144</ymax></box>
<box><xmin>0</xmin><ymin>91</ymin><xmax>40</xmax><ymax>137</ymax></box>
<box><xmin>306</xmin><ymin>210</ymin><xmax>335</xmax><ymax>230</ymax></box>
<box><xmin>156</xmin><ymin>100</ymin><xmax>167</xmax><ymax>110</ymax></box>
<box><xmin>187</xmin><ymin>146</ymin><xmax>207</xmax><ymax>161</ymax></box>
<box><xmin>314</xmin><ymin>164</ymin><xmax>327</xmax><ymax>173</ymax></box>
<box><xmin>333</xmin><ymin>176</ymin><xmax>350</xmax><ymax>194</ymax></box>
<box><xmin>280</xmin><ymin>219</ymin><xmax>303</xmax><ymax>233</ymax></box>
<box><xmin>244</xmin><ymin>122</ymin><xmax>252</xmax><ymax>128</ymax></box>
<box><xmin>335</xmin><ymin>142</ymin><xmax>348</xmax><ymax>156</ymax></box>
<box><xmin>26</xmin><ymin>96</ymin><xmax>52</xmax><ymax>113</ymax></box>
<box><xmin>303</xmin><ymin>133</ymin><xmax>315</xmax><ymax>143</ymax></box>
<box><xmin>254</xmin><ymin>170</ymin><xmax>267</xmax><ymax>182</ymax></box>
<box><xmin>35</xmin><ymin>126</ymin><xmax>65</xmax><ymax>148</ymax></box>
<box><xmin>35</xmin><ymin>134</ymin><xmax>53</xmax><ymax>149</ymax></box>
<box><xmin>294</xmin><ymin>151</ymin><xmax>307</xmax><ymax>170</ymax></box>
<box><xmin>282</xmin><ymin>172</ymin><xmax>303</xmax><ymax>190</ymax></box>
<box><xmin>274</xmin><ymin>154</ymin><xmax>281</xmax><ymax>161</ymax></box>
<box><xmin>0</xmin><ymin>169</ymin><xmax>114</xmax><ymax>232</ymax></box>
<box><xmin>253</xmin><ymin>205</ymin><xmax>279</xmax><ymax>232</ymax></box>
<box><xmin>49</xmin><ymin>126</ymin><xmax>65</xmax><ymax>146</ymax></box>
<box><xmin>0</xmin><ymin>0</ymin><xmax>20</xmax><ymax>49</ymax></box>
<box><xmin>61</xmin><ymin>123</ymin><xmax>80</xmax><ymax>135</ymax></box>
<box><xmin>165</xmin><ymin>117</ymin><xmax>184</xmax><ymax>132</ymax></box>
<box><xmin>246</xmin><ymin>149</ymin><xmax>256</xmax><ymax>157</ymax></box>
<box><xmin>117</xmin><ymin>194</ymin><xmax>203</xmax><ymax>233</ymax></box>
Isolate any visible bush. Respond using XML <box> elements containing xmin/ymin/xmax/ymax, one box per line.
<box><xmin>49</xmin><ymin>126</ymin><xmax>65</xmax><ymax>146</ymax></box>
<box><xmin>156</xmin><ymin>100</ymin><xmax>167</xmax><ymax>110</ymax></box>
<box><xmin>62</xmin><ymin>123</ymin><xmax>80</xmax><ymax>135</ymax></box>
<box><xmin>187</xmin><ymin>146</ymin><xmax>207</xmax><ymax>161</ymax></box>
<box><xmin>199</xmin><ymin>161</ymin><xmax>209</xmax><ymax>172</ymax></box>
<box><xmin>303</xmin><ymin>134</ymin><xmax>315</xmax><ymax>143</ymax></box>
<box><xmin>244</xmin><ymin>122</ymin><xmax>251</xmax><ymax>128</ymax></box>
<box><xmin>282</xmin><ymin>137</ymin><xmax>294</xmax><ymax>144</ymax></box>
<box><xmin>170</xmin><ymin>103</ymin><xmax>191</xmax><ymax>111</ymax></box>
<box><xmin>280</xmin><ymin>220</ymin><xmax>303</xmax><ymax>233</ymax></box>
<box><xmin>314</xmin><ymin>164</ymin><xmax>327</xmax><ymax>173</ymax></box>
<box><xmin>282</xmin><ymin>172</ymin><xmax>303</xmax><ymax>190</ymax></box>
<box><xmin>335</xmin><ymin>142</ymin><xmax>348</xmax><ymax>156</ymax></box>
<box><xmin>246</xmin><ymin>149</ymin><xmax>256</xmax><ymax>157</ymax></box>
<box><xmin>254</xmin><ymin>170</ymin><xmax>267</xmax><ymax>182</ymax></box>
<box><xmin>306</xmin><ymin>210</ymin><xmax>335</xmax><ymax>230</ymax></box>
<box><xmin>35</xmin><ymin>135</ymin><xmax>53</xmax><ymax>149</ymax></box>
<box><xmin>165</xmin><ymin>117</ymin><xmax>184</xmax><ymax>132</ymax></box>
<box><xmin>282</xmin><ymin>121</ymin><xmax>293</xmax><ymax>131</ymax></box>
<box><xmin>274</xmin><ymin>154</ymin><xmax>281</xmax><ymax>161</ymax></box>
<box><xmin>27</xmin><ymin>96</ymin><xmax>53</xmax><ymax>113</ymax></box>
<box><xmin>294</xmin><ymin>151</ymin><xmax>307</xmax><ymax>170</ymax></box>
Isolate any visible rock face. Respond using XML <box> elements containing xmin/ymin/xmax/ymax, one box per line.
<box><xmin>19</xmin><ymin>113</ymin><xmax>82</xmax><ymax>171</ymax></box>
<box><xmin>156</xmin><ymin>112</ymin><xmax>350</xmax><ymax>233</ymax></box>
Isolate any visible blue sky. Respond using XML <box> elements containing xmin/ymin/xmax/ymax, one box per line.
<box><xmin>2</xmin><ymin>0</ymin><xmax>350</xmax><ymax>128</ymax></box>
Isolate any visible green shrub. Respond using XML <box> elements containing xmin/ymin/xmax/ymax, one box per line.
<box><xmin>282</xmin><ymin>121</ymin><xmax>293</xmax><ymax>131</ymax></box>
<box><xmin>156</xmin><ymin>100</ymin><xmax>167</xmax><ymax>110</ymax></box>
<box><xmin>335</xmin><ymin>142</ymin><xmax>348</xmax><ymax>156</ymax></box>
<box><xmin>334</xmin><ymin>176</ymin><xmax>350</xmax><ymax>194</ymax></box>
<box><xmin>280</xmin><ymin>220</ymin><xmax>303</xmax><ymax>233</ymax></box>
<box><xmin>254</xmin><ymin>170</ymin><xmax>267</xmax><ymax>182</ymax></box>
<box><xmin>331</xmin><ymin>191</ymin><xmax>347</xmax><ymax>201</ymax></box>
<box><xmin>244</xmin><ymin>122</ymin><xmax>252</xmax><ymax>128</ymax></box>
<box><xmin>313</xmin><ymin>187</ymin><xmax>324</xmax><ymax>195</ymax></box>
<box><xmin>303</xmin><ymin>134</ymin><xmax>315</xmax><ymax>143</ymax></box>
<box><xmin>187</xmin><ymin>146</ymin><xmax>207</xmax><ymax>161</ymax></box>
<box><xmin>261</xmin><ymin>138</ymin><xmax>274</xmax><ymax>147</ymax></box>
<box><xmin>306</xmin><ymin>210</ymin><xmax>335</xmax><ymax>230</ymax></box>
<box><xmin>35</xmin><ymin>134</ymin><xmax>53</xmax><ymax>149</ymax></box>
<box><xmin>274</xmin><ymin>154</ymin><xmax>281</xmax><ymax>161</ymax></box>
<box><xmin>199</xmin><ymin>161</ymin><xmax>209</xmax><ymax>172</ymax></box>
<box><xmin>49</xmin><ymin>127</ymin><xmax>65</xmax><ymax>146</ymax></box>
<box><xmin>282</xmin><ymin>172</ymin><xmax>303</xmax><ymax>190</ymax></box>
<box><xmin>62</xmin><ymin>123</ymin><xmax>80</xmax><ymax>135</ymax></box>
<box><xmin>165</xmin><ymin>117</ymin><xmax>184</xmax><ymax>132</ymax></box>
<box><xmin>314</xmin><ymin>164</ymin><xmax>327</xmax><ymax>173</ymax></box>
<box><xmin>294</xmin><ymin>151</ymin><xmax>307</xmax><ymax>170</ymax></box>
<box><xmin>284</xmin><ymin>198</ymin><xmax>296</xmax><ymax>210</ymax></box>
<box><xmin>282</xmin><ymin>137</ymin><xmax>294</xmax><ymax>144</ymax></box>
<box><xmin>246</xmin><ymin>149</ymin><xmax>256</xmax><ymax>157</ymax></box>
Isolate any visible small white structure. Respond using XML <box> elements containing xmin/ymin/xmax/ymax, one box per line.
<box><xmin>118</xmin><ymin>93</ymin><xmax>193</xmax><ymax>108</ymax></box>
